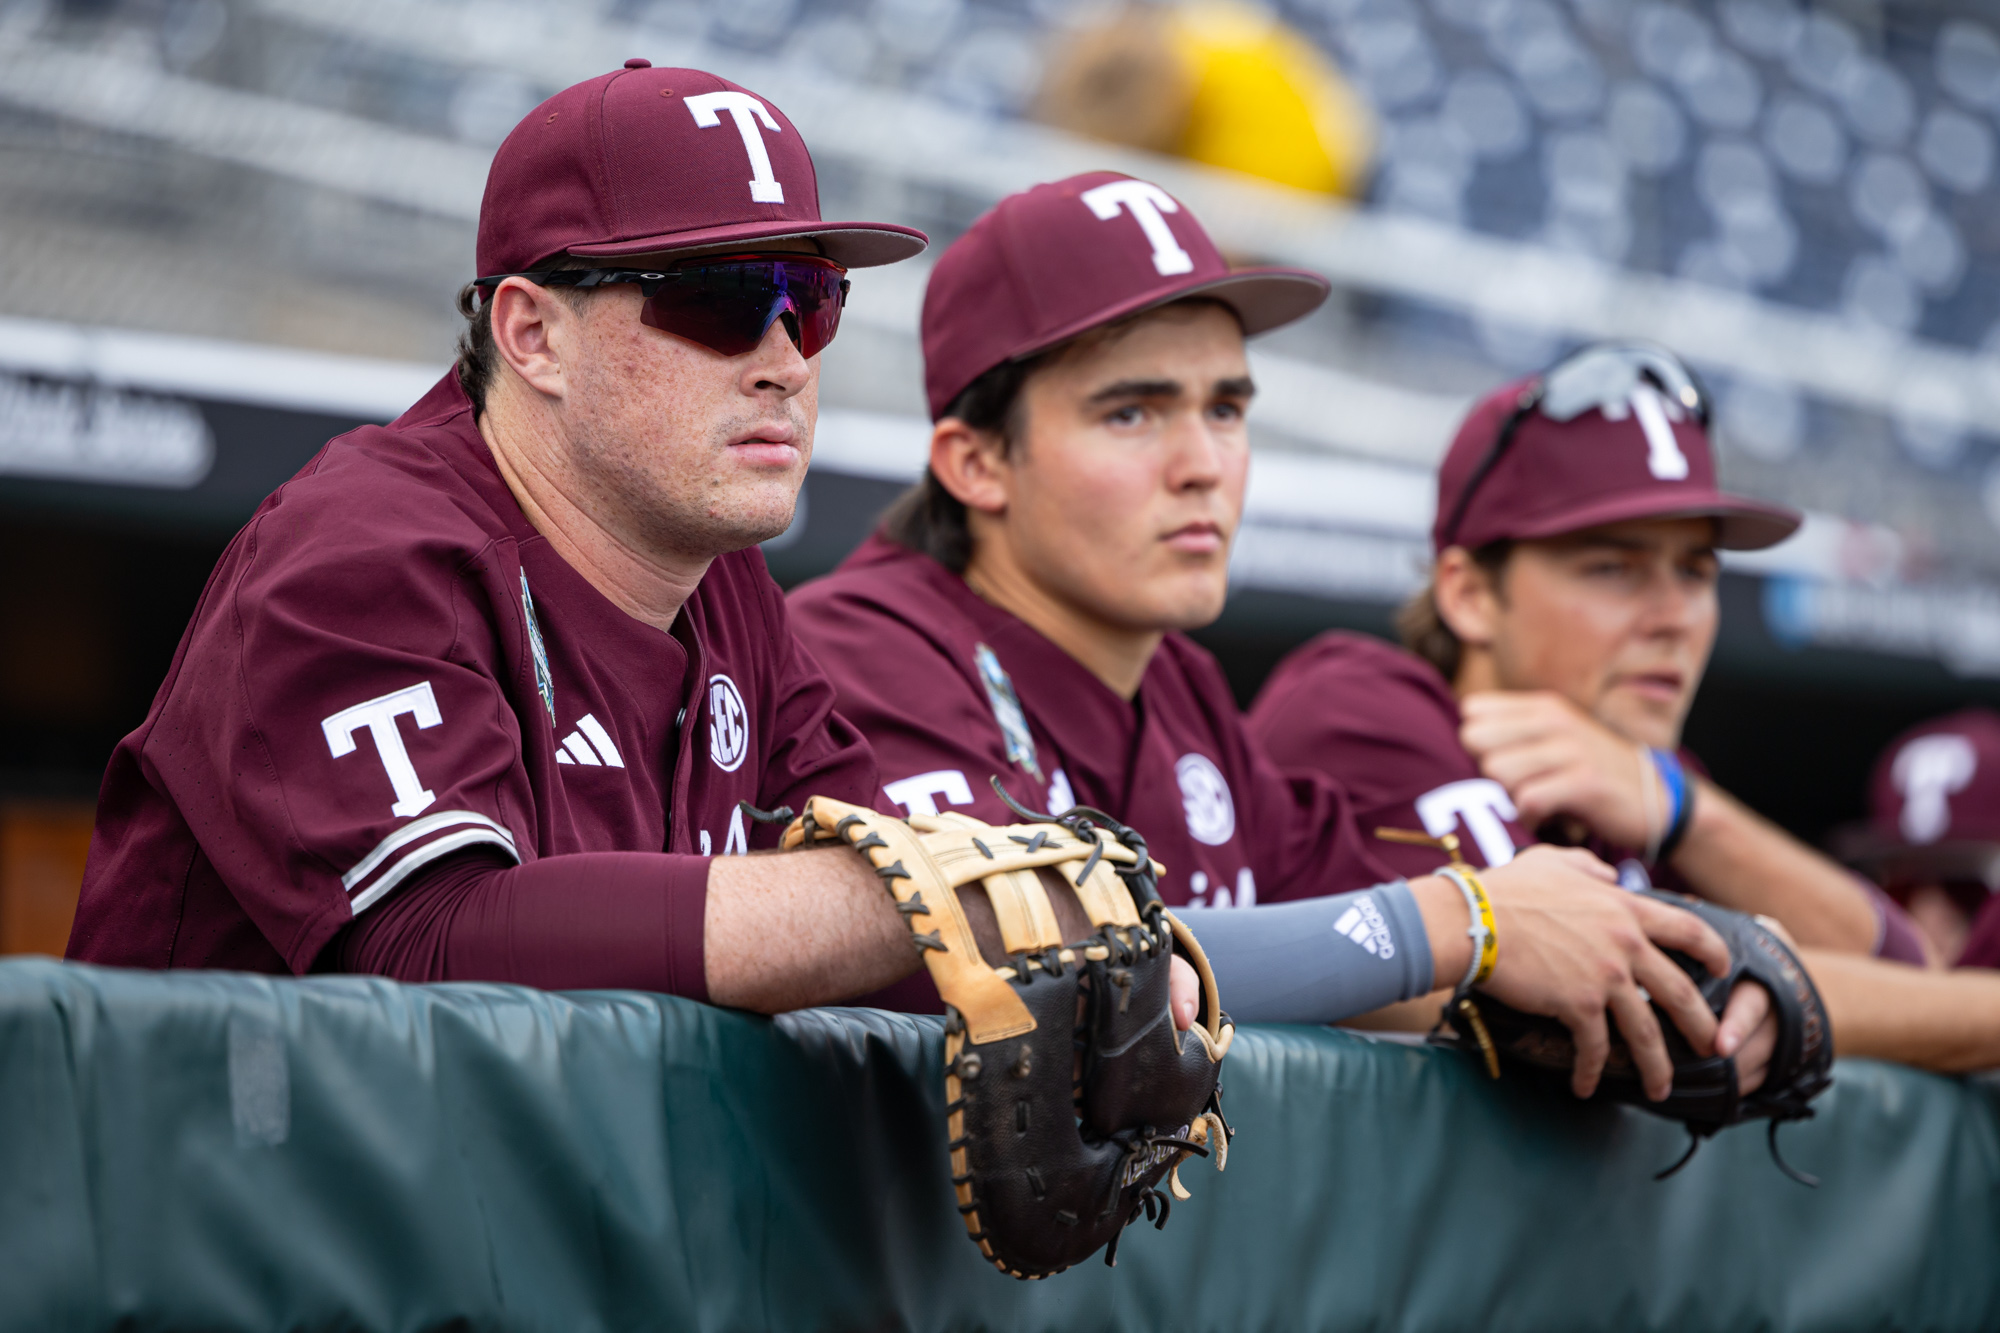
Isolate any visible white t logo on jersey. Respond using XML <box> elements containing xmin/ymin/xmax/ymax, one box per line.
<box><xmin>1080</xmin><ymin>179</ymin><xmax>1195</xmax><ymax>277</ymax></box>
<box><xmin>700</xmin><ymin>807</ymin><xmax>754</xmax><ymax>857</ymax></box>
<box><xmin>885</xmin><ymin>769</ymin><xmax>975</xmax><ymax>818</ymax></box>
<box><xmin>322</xmin><ymin>682</ymin><xmax>442</xmax><ymax>818</ymax></box>
<box><xmin>1046</xmin><ymin>768</ymin><xmax>1076</xmax><ymax>817</ymax></box>
<box><xmin>685</xmin><ymin>91</ymin><xmax>785</xmax><ymax>204</ymax></box>
<box><xmin>1600</xmin><ymin>382</ymin><xmax>1691</xmax><ymax>480</ymax></box>
<box><xmin>1415</xmin><ymin>778</ymin><xmax>1519</xmax><ymax>867</ymax></box>
<box><xmin>1893</xmin><ymin>734</ymin><xmax>1978</xmax><ymax>844</ymax></box>
<box><xmin>1187</xmin><ymin>866</ymin><xmax>1257</xmax><ymax>908</ymax></box>
<box><xmin>708</xmin><ymin>674</ymin><xmax>749</xmax><ymax>772</ymax></box>
<box><xmin>1176</xmin><ymin>753</ymin><xmax>1236</xmax><ymax>845</ymax></box>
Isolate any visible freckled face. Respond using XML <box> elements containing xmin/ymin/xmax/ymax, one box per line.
<box><xmin>553</xmin><ymin>252</ymin><xmax>819</xmax><ymax>560</ymax></box>
<box><xmin>1486</xmin><ymin>518</ymin><xmax>1721</xmax><ymax>748</ymax></box>
<box><xmin>1002</xmin><ymin>304</ymin><xmax>1253</xmax><ymax>633</ymax></box>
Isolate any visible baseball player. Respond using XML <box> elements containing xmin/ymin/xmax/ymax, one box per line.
<box><xmin>1839</xmin><ymin>708</ymin><xmax>2000</xmax><ymax>967</ymax></box>
<box><xmin>1247</xmin><ymin>346</ymin><xmax>1928</xmax><ymax>966</ymax></box>
<box><xmin>789</xmin><ymin>174</ymin><xmax>1783</xmax><ymax>1103</ymax></box>
<box><xmin>64</xmin><ymin>63</ymin><xmax>990</xmax><ymax>1015</ymax></box>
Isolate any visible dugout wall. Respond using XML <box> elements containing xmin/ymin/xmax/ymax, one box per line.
<box><xmin>2</xmin><ymin>957</ymin><xmax>1995</xmax><ymax>1332</ymax></box>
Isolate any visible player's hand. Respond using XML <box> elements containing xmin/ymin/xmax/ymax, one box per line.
<box><xmin>1476</xmin><ymin>844</ymin><xmax>1731</xmax><ymax>1100</ymax></box>
<box><xmin>1170</xmin><ymin>955</ymin><xmax>1199</xmax><ymax>1031</ymax></box>
<box><xmin>1460</xmin><ymin>691</ymin><xmax>1663</xmax><ymax>849</ymax></box>
<box><xmin>1716</xmin><ymin>978</ymin><xmax>1776</xmax><ymax>1096</ymax></box>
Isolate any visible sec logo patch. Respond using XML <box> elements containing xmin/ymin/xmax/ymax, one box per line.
<box><xmin>708</xmin><ymin>674</ymin><xmax>749</xmax><ymax>772</ymax></box>
<box><xmin>1175</xmin><ymin>753</ymin><xmax>1235</xmax><ymax>846</ymax></box>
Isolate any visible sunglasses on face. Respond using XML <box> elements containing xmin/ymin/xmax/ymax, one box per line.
<box><xmin>1440</xmin><ymin>342</ymin><xmax>1712</xmax><ymax>549</ymax></box>
<box><xmin>472</xmin><ymin>255</ymin><xmax>851</xmax><ymax>359</ymax></box>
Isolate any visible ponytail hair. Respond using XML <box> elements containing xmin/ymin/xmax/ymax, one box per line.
<box><xmin>879</xmin><ymin>354</ymin><xmax>1041</xmax><ymax>573</ymax></box>
<box><xmin>1395</xmin><ymin>541</ymin><xmax>1514</xmax><ymax>681</ymax></box>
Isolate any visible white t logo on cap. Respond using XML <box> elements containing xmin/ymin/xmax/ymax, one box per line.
<box><xmin>1080</xmin><ymin>179</ymin><xmax>1195</xmax><ymax>277</ymax></box>
<box><xmin>1893</xmin><ymin>733</ymin><xmax>1978</xmax><ymax>844</ymax></box>
<box><xmin>686</xmin><ymin>91</ymin><xmax>785</xmax><ymax>204</ymax></box>
<box><xmin>1601</xmin><ymin>383</ymin><xmax>1691</xmax><ymax>481</ymax></box>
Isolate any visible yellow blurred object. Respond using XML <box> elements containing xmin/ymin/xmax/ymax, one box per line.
<box><xmin>1173</xmin><ymin>2</ymin><xmax>1374</xmax><ymax>197</ymax></box>
<box><xmin>1034</xmin><ymin>2</ymin><xmax>1375</xmax><ymax>199</ymax></box>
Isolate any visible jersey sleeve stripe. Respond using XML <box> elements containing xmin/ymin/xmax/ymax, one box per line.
<box><xmin>349</xmin><ymin>826</ymin><xmax>523</xmax><ymax>916</ymax></box>
<box><xmin>341</xmin><ymin>809</ymin><xmax>519</xmax><ymax>891</ymax></box>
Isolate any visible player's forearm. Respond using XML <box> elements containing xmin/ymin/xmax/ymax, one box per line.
<box><xmin>1669</xmin><ymin>781</ymin><xmax>1880</xmax><ymax>954</ymax></box>
<box><xmin>1329</xmin><ymin>879</ymin><xmax>1479</xmax><ymax>1031</ymax></box>
<box><xmin>703</xmin><ymin>846</ymin><xmax>919</xmax><ymax>1012</ymax></box>
<box><xmin>329</xmin><ymin>850</ymin><xmax>711</xmax><ymax>995</ymax></box>
<box><xmin>1176</xmin><ymin>883</ymin><xmax>1435</xmax><ymax>1024</ymax></box>
<box><xmin>1804</xmin><ymin>948</ymin><xmax>2000</xmax><ymax>1072</ymax></box>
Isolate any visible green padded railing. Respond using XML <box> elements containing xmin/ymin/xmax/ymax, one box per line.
<box><xmin>1</xmin><ymin>957</ymin><xmax>1995</xmax><ymax>1331</ymax></box>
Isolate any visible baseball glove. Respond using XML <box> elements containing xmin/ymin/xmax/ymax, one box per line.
<box><xmin>779</xmin><ymin>791</ymin><xmax>1234</xmax><ymax>1278</ymax></box>
<box><xmin>1441</xmin><ymin>889</ymin><xmax>1833</xmax><ymax>1184</ymax></box>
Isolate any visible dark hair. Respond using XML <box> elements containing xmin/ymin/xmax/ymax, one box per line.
<box><xmin>881</xmin><ymin>296</ymin><xmax>1239</xmax><ymax>572</ymax></box>
<box><xmin>1396</xmin><ymin>540</ymin><xmax>1514</xmax><ymax>682</ymax></box>
<box><xmin>878</xmin><ymin>355</ymin><xmax>1045</xmax><ymax>572</ymax></box>
<box><xmin>454</xmin><ymin>254</ymin><xmax>598</xmax><ymax>416</ymax></box>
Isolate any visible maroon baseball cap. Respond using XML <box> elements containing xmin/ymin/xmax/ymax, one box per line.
<box><xmin>1433</xmin><ymin>364</ymin><xmax>1801</xmax><ymax>554</ymax></box>
<box><xmin>476</xmin><ymin>61</ymin><xmax>927</xmax><ymax>278</ymax></box>
<box><xmin>919</xmin><ymin>171</ymin><xmax>1329</xmax><ymax>420</ymax></box>
<box><xmin>1872</xmin><ymin>710</ymin><xmax>2000</xmax><ymax>847</ymax></box>
<box><xmin>1834</xmin><ymin>709</ymin><xmax>2000</xmax><ymax>889</ymax></box>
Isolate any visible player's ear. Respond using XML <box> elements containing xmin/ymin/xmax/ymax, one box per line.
<box><xmin>487</xmin><ymin>277</ymin><xmax>574</xmax><ymax>403</ymax></box>
<box><xmin>930</xmin><ymin>417</ymin><xmax>1011</xmax><ymax>515</ymax></box>
<box><xmin>1434</xmin><ymin>544</ymin><xmax>1501</xmax><ymax>647</ymax></box>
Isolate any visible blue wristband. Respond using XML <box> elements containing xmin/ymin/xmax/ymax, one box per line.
<box><xmin>1648</xmin><ymin>748</ymin><xmax>1693</xmax><ymax>863</ymax></box>
<box><xmin>1648</xmin><ymin>748</ymin><xmax>1685</xmax><ymax>830</ymax></box>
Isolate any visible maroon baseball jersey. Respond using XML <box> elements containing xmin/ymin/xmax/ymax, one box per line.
<box><xmin>1252</xmin><ymin>630</ymin><xmax>1931</xmax><ymax>964</ymax></box>
<box><xmin>788</xmin><ymin>536</ymin><xmax>1399</xmax><ymax>909</ymax></box>
<box><xmin>1248</xmin><ymin>632</ymin><xmax>1534</xmax><ymax>879</ymax></box>
<box><xmin>70</xmin><ymin>373</ymin><xmax>876</xmax><ymax>987</ymax></box>
<box><xmin>1961</xmin><ymin>893</ymin><xmax>2000</xmax><ymax>969</ymax></box>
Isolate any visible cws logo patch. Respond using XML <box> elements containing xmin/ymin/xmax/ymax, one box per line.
<box><xmin>707</xmin><ymin>674</ymin><xmax>749</xmax><ymax>772</ymax></box>
<box><xmin>520</xmin><ymin>571</ymin><xmax>554</xmax><ymax>724</ymax></box>
<box><xmin>974</xmin><ymin>643</ymin><xmax>1042</xmax><ymax>781</ymax></box>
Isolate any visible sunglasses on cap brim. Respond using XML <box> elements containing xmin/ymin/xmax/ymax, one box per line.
<box><xmin>471</xmin><ymin>254</ymin><xmax>851</xmax><ymax>360</ymax></box>
<box><xmin>1440</xmin><ymin>342</ymin><xmax>1712</xmax><ymax>549</ymax></box>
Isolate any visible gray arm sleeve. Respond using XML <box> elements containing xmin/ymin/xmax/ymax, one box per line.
<box><xmin>1175</xmin><ymin>882</ymin><xmax>1435</xmax><ymax>1025</ymax></box>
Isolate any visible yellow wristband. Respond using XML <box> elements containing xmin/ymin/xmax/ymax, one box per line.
<box><xmin>1439</xmin><ymin>866</ymin><xmax>1498</xmax><ymax>990</ymax></box>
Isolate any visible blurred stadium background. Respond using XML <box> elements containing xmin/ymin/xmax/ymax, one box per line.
<box><xmin>3</xmin><ymin>0</ymin><xmax>1998</xmax><ymax>954</ymax></box>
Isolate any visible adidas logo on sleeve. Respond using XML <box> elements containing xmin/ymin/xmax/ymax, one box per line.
<box><xmin>1332</xmin><ymin>895</ymin><xmax>1395</xmax><ymax>959</ymax></box>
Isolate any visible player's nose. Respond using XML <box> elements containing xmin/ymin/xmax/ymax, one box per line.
<box><xmin>1164</xmin><ymin>412</ymin><xmax>1228</xmax><ymax>491</ymax></box>
<box><xmin>743</xmin><ymin>316</ymin><xmax>813</xmax><ymax>397</ymax></box>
